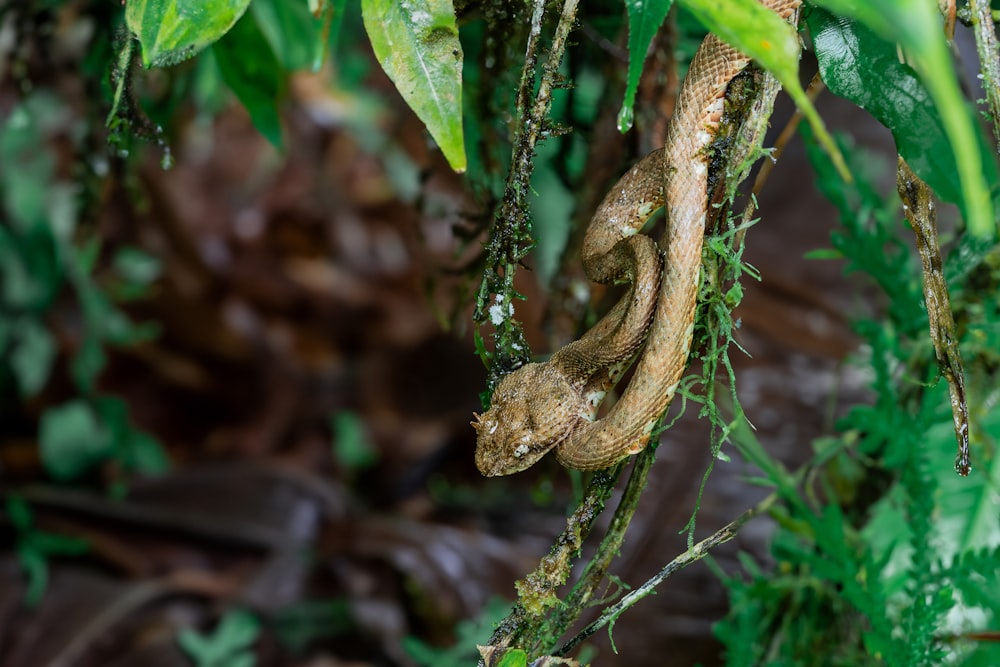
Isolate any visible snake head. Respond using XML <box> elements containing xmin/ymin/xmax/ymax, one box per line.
<box><xmin>472</xmin><ymin>362</ymin><xmax>584</xmax><ymax>476</ymax></box>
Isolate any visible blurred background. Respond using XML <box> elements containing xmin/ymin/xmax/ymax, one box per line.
<box><xmin>1</xmin><ymin>2</ymin><xmax>996</xmax><ymax>666</ymax></box>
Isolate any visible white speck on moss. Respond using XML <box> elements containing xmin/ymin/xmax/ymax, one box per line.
<box><xmin>489</xmin><ymin>294</ymin><xmax>506</xmax><ymax>326</ymax></box>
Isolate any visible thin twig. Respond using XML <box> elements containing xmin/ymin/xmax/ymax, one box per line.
<box><xmin>536</xmin><ymin>446</ymin><xmax>658</xmax><ymax>655</ymax></box>
<box><xmin>555</xmin><ymin>492</ymin><xmax>778</xmax><ymax>657</ymax></box>
<box><xmin>475</xmin><ymin>0</ymin><xmax>581</xmax><ymax>388</ymax></box>
<box><xmin>480</xmin><ymin>465</ymin><xmax>624</xmax><ymax>660</ymax></box>
<box><xmin>896</xmin><ymin>158</ymin><xmax>971</xmax><ymax>476</ymax></box>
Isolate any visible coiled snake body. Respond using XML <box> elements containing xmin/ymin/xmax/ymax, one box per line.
<box><xmin>474</xmin><ymin>0</ymin><xmax>801</xmax><ymax>476</ymax></box>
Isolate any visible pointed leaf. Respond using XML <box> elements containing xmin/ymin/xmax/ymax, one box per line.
<box><xmin>250</xmin><ymin>0</ymin><xmax>326</xmax><ymax>72</ymax></box>
<box><xmin>125</xmin><ymin>0</ymin><xmax>252</xmax><ymax>68</ymax></box>
<box><xmin>212</xmin><ymin>12</ymin><xmax>286</xmax><ymax>149</ymax></box>
<box><xmin>810</xmin><ymin>0</ymin><xmax>996</xmax><ymax>236</ymax></box>
<box><xmin>361</xmin><ymin>0</ymin><xmax>466</xmax><ymax>172</ymax></box>
<box><xmin>620</xmin><ymin>0</ymin><xmax>675</xmax><ymax>133</ymax></box>
<box><xmin>807</xmin><ymin>8</ymin><xmax>997</xmax><ymax>226</ymax></box>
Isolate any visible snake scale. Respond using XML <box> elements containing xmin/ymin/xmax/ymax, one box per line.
<box><xmin>473</xmin><ymin>0</ymin><xmax>801</xmax><ymax>476</ymax></box>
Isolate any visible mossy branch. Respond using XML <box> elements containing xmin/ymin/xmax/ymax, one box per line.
<box><xmin>473</xmin><ymin>0</ymin><xmax>580</xmax><ymax>395</ymax></box>
<box><xmin>479</xmin><ymin>465</ymin><xmax>624</xmax><ymax>660</ymax></box>
<box><xmin>555</xmin><ymin>492</ymin><xmax>778</xmax><ymax>657</ymax></box>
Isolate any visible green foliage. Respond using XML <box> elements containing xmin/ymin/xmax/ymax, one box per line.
<box><xmin>679</xmin><ymin>219</ymin><xmax>761</xmax><ymax>541</ymax></box>
<box><xmin>497</xmin><ymin>649</ymin><xmax>529</xmax><ymax>667</ymax></box>
<box><xmin>177</xmin><ymin>609</ymin><xmax>261</xmax><ymax>667</ymax></box>
<box><xmin>211</xmin><ymin>9</ymin><xmax>286</xmax><ymax>149</ymax></box>
<box><xmin>7</xmin><ymin>1</ymin><xmax>1000</xmax><ymax>663</ymax></box>
<box><xmin>807</xmin><ymin>7</ymin><xmax>998</xmax><ymax>226</ymax></box>
<box><xmin>6</xmin><ymin>496</ymin><xmax>89</xmax><ymax>608</ymax></box>
<box><xmin>714</xmin><ymin>106</ymin><xmax>1000</xmax><ymax>666</ymax></box>
<box><xmin>0</xmin><ymin>92</ymin><xmax>166</xmax><ymax>482</ymax></box>
<box><xmin>621</xmin><ymin>0</ymin><xmax>675</xmax><ymax>132</ymax></box>
<box><xmin>330</xmin><ymin>411</ymin><xmax>379</xmax><ymax>470</ymax></box>
<box><xmin>119</xmin><ymin>0</ymin><xmax>465</xmax><ymax>168</ymax></box>
<box><xmin>250</xmin><ymin>0</ymin><xmax>327</xmax><ymax>72</ymax></box>
<box><xmin>810</xmin><ymin>0</ymin><xmax>995</xmax><ymax>237</ymax></box>
<box><xmin>126</xmin><ymin>0</ymin><xmax>253</xmax><ymax>68</ymax></box>
<box><xmin>361</xmin><ymin>0</ymin><xmax>466</xmax><ymax>172</ymax></box>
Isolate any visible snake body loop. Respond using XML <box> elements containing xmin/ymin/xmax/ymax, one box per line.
<box><xmin>474</xmin><ymin>0</ymin><xmax>802</xmax><ymax>476</ymax></box>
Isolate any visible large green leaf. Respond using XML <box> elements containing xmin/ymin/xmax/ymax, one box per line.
<box><xmin>620</xmin><ymin>0</ymin><xmax>676</xmax><ymax>133</ymax></box>
<box><xmin>807</xmin><ymin>8</ymin><xmax>997</xmax><ymax>224</ymax></box>
<box><xmin>810</xmin><ymin>0</ymin><xmax>996</xmax><ymax>237</ymax></box>
<box><xmin>361</xmin><ymin>0</ymin><xmax>465</xmax><ymax>172</ymax></box>
<box><xmin>125</xmin><ymin>0</ymin><xmax>252</xmax><ymax>68</ymax></box>
<box><xmin>679</xmin><ymin>0</ymin><xmax>848</xmax><ymax>179</ymax></box>
<box><xmin>212</xmin><ymin>12</ymin><xmax>286</xmax><ymax>149</ymax></box>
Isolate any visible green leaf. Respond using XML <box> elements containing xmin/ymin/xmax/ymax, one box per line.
<box><xmin>678</xmin><ymin>0</ymin><xmax>849</xmax><ymax>180</ymax></box>
<box><xmin>126</xmin><ymin>0</ymin><xmax>253</xmax><ymax>68</ymax></box>
<box><xmin>324</xmin><ymin>0</ymin><xmax>349</xmax><ymax>56</ymax></box>
<box><xmin>361</xmin><ymin>0</ymin><xmax>465</xmax><ymax>172</ymax></box>
<box><xmin>38</xmin><ymin>400</ymin><xmax>113</xmax><ymax>481</ymax></box>
<box><xmin>112</xmin><ymin>247</ymin><xmax>162</xmax><ymax>288</ymax></box>
<box><xmin>70</xmin><ymin>282</ymin><xmax>113</xmax><ymax>390</ymax></box>
<box><xmin>0</xmin><ymin>97</ymin><xmax>57</xmax><ymax>233</ymax></box>
<box><xmin>496</xmin><ymin>648</ymin><xmax>529</xmax><ymax>667</ymax></box>
<box><xmin>177</xmin><ymin>630</ymin><xmax>212</xmax><ymax>662</ymax></box>
<box><xmin>10</xmin><ymin>319</ymin><xmax>56</xmax><ymax>396</ymax></box>
<box><xmin>0</xmin><ymin>227</ymin><xmax>59</xmax><ymax>310</ymax></box>
<box><xmin>178</xmin><ymin>609</ymin><xmax>260</xmax><ymax>666</ymax></box>
<box><xmin>331</xmin><ymin>411</ymin><xmax>378</xmax><ymax>469</ymax></box>
<box><xmin>212</xmin><ymin>10</ymin><xmax>286</xmax><ymax>149</ymax></box>
<box><xmin>809</xmin><ymin>0</ymin><xmax>996</xmax><ymax>237</ymax></box>
<box><xmin>620</xmin><ymin>0</ymin><xmax>675</xmax><ymax>133</ymax></box>
<box><xmin>214</xmin><ymin>610</ymin><xmax>261</xmax><ymax>650</ymax></box>
<box><xmin>95</xmin><ymin>396</ymin><xmax>169</xmax><ymax>475</ymax></box>
<box><xmin>125</xmin><ymin>431</ymin><xmax>171</xmax><ymax>475</ymax></box>
<box><xmin>250</xmin><ymin>0</ymin><xmax>325</xmax><ymax>72</ymax></box>
<box><xmin>806</xmin><ymin>7</ymin><xmax>998</xmax><ymax>230</ymax></box>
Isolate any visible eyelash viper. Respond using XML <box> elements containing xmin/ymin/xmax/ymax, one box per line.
<box><xmin>473</xmin><ymin>0</ymin><xmax>802</xmax><ymax>476</ymax></box>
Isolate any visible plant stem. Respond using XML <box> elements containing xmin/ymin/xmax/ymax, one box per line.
<box><xmin>474</xmin><ymin>0</ymin><xmax>581</xmax><ymax>390</ymax></box>
<box><xmin>896</xmin><ymin>157</ymin><xmax>971</xmax><ymax>476</ymax></box>
<box><xmin>479</xmin><ymin>465</ymin><xmax>624</xmax><ymax>661</ymax></box>
<box><xmin>536</xmin><ymin>446</ymin><xmax>658</xmax><ymax>655</ymax></box>
<box><xmin>555</xmin><ymin>492</ymin><xmax>778</xmax><ymax>657</ymax></box>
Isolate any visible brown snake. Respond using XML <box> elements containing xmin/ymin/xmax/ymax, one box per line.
<box><xmin>473</xmin><ymin>0</ymin><xmax>802</xmax><ymax>476</ymax></box>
